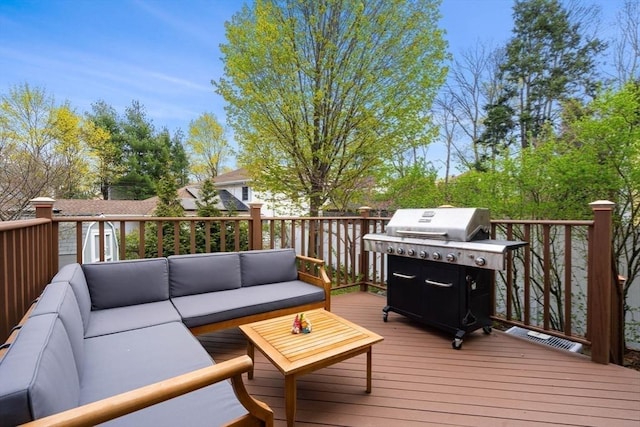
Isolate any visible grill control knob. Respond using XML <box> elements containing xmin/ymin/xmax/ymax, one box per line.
<box><xmin>387</xmin><ymin>246</ymin><xmax>394</xmax><ymax>254</ymax></box>
<box><xmin>446</xmin><ymin>253</ymin><xmax>457</xmax><ymax>262</ymax></box>
<box><xmin>396</xmin><ymin>247</ymin><xmax>404</xmax><ymax>255</ymax></box>
<box><xmin>419</xmin><ymin>250</ymin><xmax>428</xmax><ymax>259</ymax></box>
<box><xmin>475</xmin><ymin>257</ymin><xmax>486</xmax><ymax>266</ymax></box>
<box><xmin>407</xmin><ymin>248</ymin><xmax>415</xmax><ymax>256</ymax></box>
<box><xmin>432</xmin><ymin>252</ymin><xmax>441</xmax><ymax>260</ymax></box>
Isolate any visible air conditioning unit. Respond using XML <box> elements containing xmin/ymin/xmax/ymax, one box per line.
<box><xmin>505</xmin><ymin>326</ymin><xmax>583</xmax><ymax>353</ymax></box>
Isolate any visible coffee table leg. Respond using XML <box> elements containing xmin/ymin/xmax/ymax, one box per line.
<box><xmin>247</xmin><ymin>341</ymin><xmax>255</xmax><ymax>380</ymax></box>
<box><xmin>366</xmin><ymin>347</ymin><xmax>372</xmax><ymax>393</ymax></box>
<box><xmin>285</xmin><ymin>374</ymin><xmax>296</xmax><ymax>427</ymax></box>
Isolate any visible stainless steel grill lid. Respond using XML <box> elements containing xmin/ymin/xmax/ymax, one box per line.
<box><xmin>384</xmin><ymin>208</ymin><xmax>490</xmax><ymax>241</ymax></box>
<box><xmin>363</xmin><ymin>207</ymin><xmax>527</xmax><ymax>270</ymax></box>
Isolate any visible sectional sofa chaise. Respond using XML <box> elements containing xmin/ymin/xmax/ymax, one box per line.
<box><xmin>0</xmin><ymin>248</ymin><xmax>331</xmax><ymax>426</ymax></box>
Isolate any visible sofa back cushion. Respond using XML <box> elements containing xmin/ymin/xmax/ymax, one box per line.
<box><xmin>0</xmin><ymin>314</ymin><xmax>80</xmax><ymax>425</ymax></box>
<box><xmin>168</xmin><ymin>252</ymin><xmax>242</xmax><ymax>297</ymax></box>
<box><xmin>51</xmin><ymin>263</ymin><xmax>91</xmax><ymax>332</ymax></box>
<box><xmin>240</xmin><ymin>249</ymin><xmax>298</xmax><ymax>287</ymax></box>
<box><xmin>82</xmin><ymin>258</ymin><xmax>169</xmax><ymax>310</ymax></box>
<box><xmin>31</xmin><ymin>282</ymin><xmax>85</xmax><ymax>376</ymax></box>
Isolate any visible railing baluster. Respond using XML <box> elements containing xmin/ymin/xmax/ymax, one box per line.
<box><xmin>139</xmin><ymin>221</ymin><xmax>146</xmax><ymax>259</ymax></box>
<box><xmin>564</xmin><ymin>225</ymin><xmax>572</xmax><ymax>336</ymax></box>
<box><xmin>190</xmin><ymin>222</ymin><xmax>196</xmax><ymax>254</ymax></box>
<box><xmin>543</xmin><ymin>224</ymin><xmax>551</xmax><ymax>330</ymax></box>
<box><xmin>234</xmin><ymin>220</ymin><xmax>240</xmax><ymax>252</ymax></box>
<box><xmin>120</xmin><ymin>221</ymin><xmax>126</xmax><ymax>261</ymax></box>
<box><xmin>99</xmin><ymin>221</ymin><xmax>105</xmax><ymax>261</ymax></box>
<box><xmin>76</xmin><ymin>221</ymin><xmax>83</xmax><ymax>263</ymax></box>
<box><xmin>524</xmin><ymin>224</ymin><xmax>531</xmax><ymax>326</ymax></box>
<box><xmin>156</xmin><ymin>220</ymin><xmax>163</xmax><ymax>257</ymax></box>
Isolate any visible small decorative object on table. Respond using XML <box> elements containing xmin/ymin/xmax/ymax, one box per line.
<box><xmin>291</xmin><ymin>313</ymin><xmax>312</xmax><ymax>334</ymax></box>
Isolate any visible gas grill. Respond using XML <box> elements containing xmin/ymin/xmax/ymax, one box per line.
<box><xmin>363</xmin><ymin>207</ymin><xmax>527</xmax><ymax>349</ymax></box>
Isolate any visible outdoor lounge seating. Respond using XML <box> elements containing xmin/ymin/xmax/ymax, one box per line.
<box><xmin>0</xmin><ymin>248</ymin><xmax>330</xmax><ymax>426</ymax></box>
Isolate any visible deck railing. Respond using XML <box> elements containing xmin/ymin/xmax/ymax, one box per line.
<box><xmin>0</xmin><ymin>199</ymin><xmax>622</xmax><ymax>364</ymax></box>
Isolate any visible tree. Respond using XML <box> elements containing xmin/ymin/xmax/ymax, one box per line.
<box><xmin>187</xmin><ymin>113</ymin><xmax>231</xmax><ymax>181</ymax></box>
<box><xmin>612</xmin><ymin>0</ymin><xmax>640</xmax><ymax>86</ymax></box>
<box><xmin>215</xmin><ymin>0</ymin><xmax>447</xmax><ymax>215</ymax></box>
<box><xmin>169</xmin><ymin>129</ymin><xmax>190</xmax><ymax>187</ymax></box>
<box><xmin>436</xmin><ymin>43</ymin><xmax>507</xmax><ymax>175</ymax></box>
<box><xmin>0</xmin><ymin>84</ymin><xmax>89</xmax><ymax>220</ymax></box>
<box><xmin>115</xmin><ymin>101</ymin><xmax>171</xmax><ymax>200</ymax></box>
<box><xmin>85</xmin><ymin>101</ymin><xmax>126</xmax><ymax>200</ymax></box>
<box><xmin>492</xmin><ymin>0</ymin><xmax>606</xmax><ymax>149</ymax></box>
<box><xmin>568</xmin><ymin>82</ymin><xmax>640</xmax><ymax>346</ymax></box>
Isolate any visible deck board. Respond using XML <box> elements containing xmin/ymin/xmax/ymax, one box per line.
<box><xmin>198</xmin><ymin>292</ymin><xmax>640</xmax><ymax>427</ymax></box>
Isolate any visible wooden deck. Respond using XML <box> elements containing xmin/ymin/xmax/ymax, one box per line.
<box><xmin>198</xmin><ymin>292</ymin><xmax>640</xmax><ymax>427</ymax></box>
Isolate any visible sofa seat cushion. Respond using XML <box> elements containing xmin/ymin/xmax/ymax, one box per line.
<box><xmin>172</xmin><ymin>280</ymin><xmax>326</xmax><ymax>328</ymax></box>
<box><xmin>0</xmin><ymin>314</ymin><xmax>80</xmax><ymax>426</ymax></box>
<box><xmin>82</xmin><ymin>258</ymin><xmax>169</xmax><ymax>310</ymax></box>
<box><xmin>168</xmin><ymin>252</ymin><xmax>241</xmax><ymax>297</ymax></box>
<box><xmin>82</xmin><ymin>322</ymin><xmax>247</xmax><ymax>426</ymax></box>
<box><xmin>84</xmin><ymin>300</ymin><xmax>182</xmax><ymax>338</ymax></box>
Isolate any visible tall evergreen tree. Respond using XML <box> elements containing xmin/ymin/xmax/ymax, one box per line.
<box><xmin>489</xmin><ymin>0</ymin><xmax>606</xmax><ymax>149</ymax></box>
<box><xmin>116</xmin><ymin>101</ymin><xmax>171</xmax><ymax>199</ymax></box>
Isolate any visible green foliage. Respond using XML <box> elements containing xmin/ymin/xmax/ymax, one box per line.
<box><xmin>139</xmin><ymin>174</ymin><xmax>189</xmax><ymax>257</ymax></box>
<box><xmin>170</xmin><ymin>129</ymin><xmax>190</xmax><ymax>187</ymax></box>
<box><xmin>0</xmin><ymin>83</ymin><xmax>91</xmax><ymax>219</ymax></box>
<box><xmin>215</xmin><ymin>0</ymin><xmax>447</xmax><ymax>215</ymax></box>
<box><xmin>85</xmin><ymin>100</ymin><xmax>126</xmax><ymax>199</ymax></box>
<box><xmin>376</xmin><ymin>164</ymin><xmax>443</xmax><ymax>210</ymax></box>
<box><xmin>187</xmin><ymin>113</ymin><xmax>231</xmax><ymax>181</ymax></box>
<box><xmin>488</xmin><ymin>0</ymin><xmax>606</xmax><ymax>149</ymax></box>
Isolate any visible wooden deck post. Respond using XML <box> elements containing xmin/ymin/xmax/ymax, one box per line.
<box><xmin>587</xmin><ymin>200</ymin><xmax>615</xmax><ymax>364</ymax></box>
<box><xmin>249</xmin><ymin>203</ymin><xmax>263</xmax><ymax>250</ymax></box>
<box><xmin>30</xmin><ymin>197</ymin><xmax>57</xmax><ymax>278</ymax></box>
<box><xmin>358</xmin><ymin>207</ymin><xmax>371</xmax><ymax>292</ymax></box>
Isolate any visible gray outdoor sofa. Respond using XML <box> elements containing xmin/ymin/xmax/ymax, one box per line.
<box><xmin>0</xmin><ymin>248</ymin><xmax>331</xmax><ymax>426</ymax></box>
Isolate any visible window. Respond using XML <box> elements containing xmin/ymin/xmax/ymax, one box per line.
<box><xmin>242</xmin><ymin>186</ymin><xmax>249</xmax><ymax>201</ymax></box>
<box><xmin>90</xmin><ymin>229</ymin><xmax>113</xmax><ymax>262</ymax></box>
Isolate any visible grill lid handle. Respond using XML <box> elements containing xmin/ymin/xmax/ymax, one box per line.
<box><xmin>395</xmin><ymin>230</ymin><xmax>448</xmax><ymax>237</ymax></box>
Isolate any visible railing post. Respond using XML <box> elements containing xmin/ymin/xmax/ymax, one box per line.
<box><xmin>359</xmin><ymin>206</ymin><xmax>371</xmax><ymax>292</ymax></box>
<box><xmin>30</xmin><ymin>197</ymin><xmax>57</xmax><ymax>278</ymax></box>
<box><xmin>249</xmin><ymin>203</ymin><xmax>263</xmax><ymax>251</ymax></box>
<box><xmin>31</xmin><ymin>197</ymin><xmax>55</xmax><ymax>219</ymax></box>
<box><xmin>587</xmin><ymin>200</ymin><xmax>615</xmax><ymax>364</ymax></box>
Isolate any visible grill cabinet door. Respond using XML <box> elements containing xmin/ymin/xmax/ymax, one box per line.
<box><xmin>422</xmin><ymin>262</ymin><xmax>461</xmax><ymax>332</ymax></box>
<box><xmin>387</xmin><ymin>256</ymin><xmax>423</xmax><ymax>320</ymax></box>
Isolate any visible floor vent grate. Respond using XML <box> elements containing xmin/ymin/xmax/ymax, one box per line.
<box><xmin>505</xmin><ymin>326</ymin><xmax>583</xmax><ymax>353</ymax></box>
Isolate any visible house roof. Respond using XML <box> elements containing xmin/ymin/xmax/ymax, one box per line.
<box><xmin>53</xmin><ymin>199</ymin><xmax>157</xmax><ymax>216</ymax></box>
<box><xmin>214</xmin><ymin>168</ymin><xmax>250</xmax><ymax>185</ymax></box>
<box><xmin>52</xmin><ymin>171</ymin><xmax>250</xmax><ymax>217</ymax></box>
<box><xmin>144</xmin><ymin>184</ymin><xmax>249</xmax><ymax>213</ymax></box>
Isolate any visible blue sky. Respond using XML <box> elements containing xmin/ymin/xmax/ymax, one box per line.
<box><xmin>0</xmin><ymin>0</ymin><xmax>623</xmax><ymax>172</ymax></box>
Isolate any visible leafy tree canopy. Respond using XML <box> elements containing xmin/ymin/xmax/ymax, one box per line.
<box><xmin>216</xmin><ymin>0</ymin><xmax>447</xmax><ymax>215</ymax></box>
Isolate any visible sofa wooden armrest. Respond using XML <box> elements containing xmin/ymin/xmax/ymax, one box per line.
<box><xmin>20</xmin><ymin>356</ymin><xmax>273</xmax><ymax>427</ymax></box>
<box><xmin>296</xmin><ymin>255</ymin><xmax>332</xmax><ymax>310</ymax></box>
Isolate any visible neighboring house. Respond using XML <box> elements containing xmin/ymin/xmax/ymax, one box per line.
<box><xmin>54</xmin><ymin>199</ymin><xmax>157</xmax><ymax>267</ymax></box>
<box><xmin>152</xmin><ymin>185</ymin><xmax>250</xmax><ymax>216</ymax></box>
<box><xmin>214</xmin><ymin>168</ymin><xmax>307</xmax><ymax>216</ymax></box>
<box><xmin>52</xmin><ymin>188</ymin><xmax>248</xmax><ymax>266</ymax></box>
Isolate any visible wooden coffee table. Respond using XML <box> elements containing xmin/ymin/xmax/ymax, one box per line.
<box><xmin>239</xmin><ymin>309</ymin><xmax>384</xmax><ymax>426</ymax></box>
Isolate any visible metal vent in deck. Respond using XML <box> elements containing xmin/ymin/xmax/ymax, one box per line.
<box><xmin>505</xmin><ymin>326</ymin><xmax>583</xmax><ymax>353</ymax></box>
